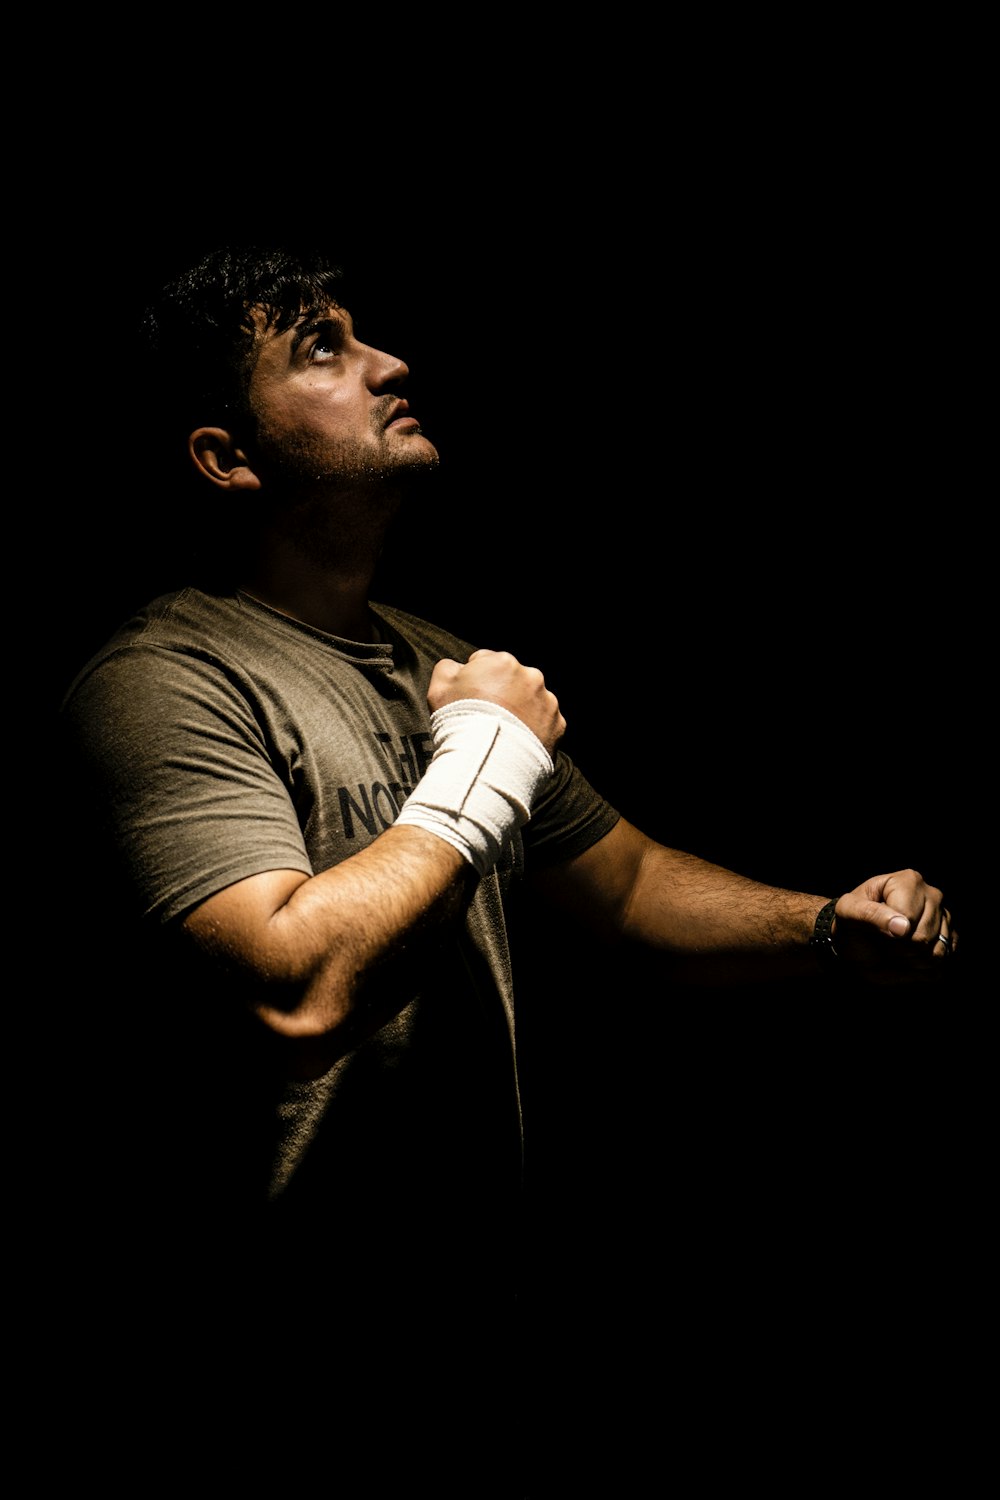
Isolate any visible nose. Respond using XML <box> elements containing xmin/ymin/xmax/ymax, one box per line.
<box><xmin>363</xmin><ymin>343</ymin><xmax>409</xmax><ymax>391</ymax></box>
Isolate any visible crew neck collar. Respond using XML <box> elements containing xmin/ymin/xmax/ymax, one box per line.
<box><xmin>234</xmin><ymin>589</ymin><xmax>395</xmax><ymax>660</ymax></box>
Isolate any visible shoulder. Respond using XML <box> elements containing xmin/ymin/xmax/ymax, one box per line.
<box><xmin>60</xmin><ymin>587</ymin><xmax>308</xmax><ymax>704</ymax></box>
<box><xmin>58</xmin><ymin>589</ymin><xmax>266</xmax><ymax>754</ymax></box>
<box><xmin>63</xmin><ymin>588</ymin><xmax>234</xmax><ymax>677</ymax></box>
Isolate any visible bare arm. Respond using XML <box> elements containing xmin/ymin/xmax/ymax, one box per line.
<box><xmin>181</xmin><ymin>827</ymin><xmax>473</xmax><ymax>1041</ymax></box>
<box><xmin>528</xmin><ymin>817</ymin><xmax>955</xmax><ymax>985</ymax></box>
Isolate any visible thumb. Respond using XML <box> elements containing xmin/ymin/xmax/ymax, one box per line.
<box><xmin>838</xmin><ymin>892</ymin><xmax>911</xmax><ymax>939</ymax></box>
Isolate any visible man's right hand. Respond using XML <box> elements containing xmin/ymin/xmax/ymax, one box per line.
<box><xmin>428</xmin><ymin>649</ymin><xmax>566</xmax><ymax>754</ymax></box>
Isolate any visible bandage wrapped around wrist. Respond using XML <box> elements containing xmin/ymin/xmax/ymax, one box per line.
<box><xmin>394</xmin><ymin>699</ymin><xmax>554</xmax><ymax>877</ymax></box>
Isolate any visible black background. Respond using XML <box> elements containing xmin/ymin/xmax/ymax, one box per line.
<box><xmin>32</xmin><ymin>70</ymin><xmax>984</xmax><ymax>1484</ymax></box>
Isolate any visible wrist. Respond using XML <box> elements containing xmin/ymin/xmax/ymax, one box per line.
<box><xmin>809</xmin><ymin>898</ymin><xmax>842</xmax><ymax>975</ymax></box>
<box><xmin>394</xmin><ymin>698</ymin><xmax>554</xmax><ymax>877</ymax></box>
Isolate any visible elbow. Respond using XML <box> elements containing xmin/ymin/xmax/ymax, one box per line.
<box><xmin>252</xmin><ymin>963</ymin><xmax>356</xmax><ymax>1041</ymax></box>
<box><xmin>255</xmin><ymin>1005</ymin><xmax>339</xmax><ymax>1041</ymax></box>
<box><xmin>253</xmin><ymin>973</ymin><xmax>402</xmax><ymax>1069</ymax></box>
<box><xmin>253</xmin><ymin>985</ymin><xmax>353</xmax><ymax>1041</ymax></box>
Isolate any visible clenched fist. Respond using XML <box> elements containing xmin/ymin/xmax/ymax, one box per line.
<box><xmin>428</xmin><ymin>649</ymin><xmax>566</xmax><ymax>755</ymax></box>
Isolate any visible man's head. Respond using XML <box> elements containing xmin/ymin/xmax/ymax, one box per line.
<box><xmin>143</xmin><ymin>244</ymin><xmax>439</xmax><ymax>497</ymax></box>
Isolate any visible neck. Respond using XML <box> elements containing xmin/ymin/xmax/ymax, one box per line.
<box><xmin>239</xmin><ymin>540</ymin><xmax>383</xmax><ymax>643</ymax></box>
<box><xmin>235</xmin><ymin>479</ymin><xmax>409</xmax><ymax>640</ymax></box>
<box><xmin>237</xmin><ymin>483</ymin><xmax>401</xmax><ymax>641</ymax></box>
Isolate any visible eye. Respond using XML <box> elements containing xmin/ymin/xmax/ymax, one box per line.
<box><xmin>304</xmin><ymin>318</ymin><xmax>346</xmax><ymax>362</ymax></box>
<box><xmin>310</xmin><ymin>332</ymin><xmax>342</xmax><ymax>361</ymax></box>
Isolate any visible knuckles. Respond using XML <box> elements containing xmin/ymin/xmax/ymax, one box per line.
<box><xmin>428</xmin><ymin>650</ymin><xmax>565</xmax><ymax>746</ymax></box>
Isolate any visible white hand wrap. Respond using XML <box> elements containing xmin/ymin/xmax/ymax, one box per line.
<box><xmin>394</xmin><ymin>699</ymin><xmax>554</xmax><ymax>877</ymax></box>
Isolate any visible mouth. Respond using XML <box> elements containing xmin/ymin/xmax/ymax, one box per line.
<box><xmin>383</xmin><ymin>398</ymin><xmax>422</xmax><ymax>433</ymax></box>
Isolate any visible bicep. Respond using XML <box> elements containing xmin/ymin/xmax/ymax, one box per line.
<box><xmin>527</xmin><ymin>817</ymin><xmax>652</xmax><ymax>940</ymax></box>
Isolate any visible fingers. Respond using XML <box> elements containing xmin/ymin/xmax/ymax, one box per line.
<box><xmin>430</xmin><ymin>657</ymin><xmax>464</xmax><ymax>688</ymax></box>
<box><xmin>880</xmin><ymin>869</ymin><xmax>952</xmax><ymax>957</ymax></box>
<box><xmin>839</xmin><ymin>870</ymin><xmax>956</xmax><ymax>962</ymax></box>
<box><xmin>932</xmin><ymin>908</ymin><xmax>957</xmax><ymax>959</ymax></box>
<box><xmin>837</xmin><ymin>889</ymin><xmax>912</xmax><ymax>939</ymax></box>
<box><xmin>428</xmin><ymin>649</ymin><xmax>566</xmax><ymax>754</ymax></box>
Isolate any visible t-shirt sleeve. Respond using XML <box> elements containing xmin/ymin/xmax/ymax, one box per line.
<box><xmin>520</xmin><ymin>748</ymin><xmax>620</xmax><ymax>868</ymax></box>
<box><xmin>61</xmin><ymin>643</ymin><xmax>313</xmax><ymax>924</ymax></box>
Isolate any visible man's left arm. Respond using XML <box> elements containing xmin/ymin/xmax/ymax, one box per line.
<box><xmin>527</xmin><ymin>815</ymin><xmax>956</xmax><ymax>985</ymax></box>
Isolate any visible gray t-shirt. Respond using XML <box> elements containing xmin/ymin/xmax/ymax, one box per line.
<box><xmin>59</xmin><ymin>587</ymin><xmax>619</xmax><ymax>1286</ymax></box>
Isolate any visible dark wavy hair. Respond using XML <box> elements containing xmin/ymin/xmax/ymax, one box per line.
<box><xmin>141</xmin><ymin>244</ymin><xmax>351</xmax><ymax>447</ymax></box>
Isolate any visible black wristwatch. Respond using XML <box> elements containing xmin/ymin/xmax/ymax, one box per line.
<box><xmin>810</xmin><ymin>899</ymin><xmax>841</xmax><ymax>973</ymax></box>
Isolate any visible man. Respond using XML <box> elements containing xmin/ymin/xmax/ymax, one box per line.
<box><xmin>56</xmin><ymin>244</ymin><xmax>957</xmax><ymax>1469</ymax></box>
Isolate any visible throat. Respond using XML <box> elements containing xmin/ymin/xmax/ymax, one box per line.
<box><xmin>238</xmin><ymin>500</ymin><xmax>391</xmax><ymax>641</ymax></box>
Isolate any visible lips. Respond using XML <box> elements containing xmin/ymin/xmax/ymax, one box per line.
<box><xmin>384</xmin><ymin>399</ymin><xmax>421</xmax><ymax>432</ymax></box>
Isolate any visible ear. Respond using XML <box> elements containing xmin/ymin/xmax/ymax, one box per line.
<box><xmin>189</xmin><ymin>428</ymin><xmax>262</xmax><ymax>492</ymax></box>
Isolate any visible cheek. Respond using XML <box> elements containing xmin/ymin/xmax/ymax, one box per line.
<box><xmin>251</xmin><ymin>391</ymin><xmax>372</xmax><ymax>481</ymax></box>
<box><xmin>259</xmin><ymin>388</ymin><xmax>363</xmax><ymax>449</ymax></box>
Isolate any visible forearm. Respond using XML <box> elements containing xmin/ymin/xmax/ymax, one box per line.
<box><xmin>183</xmin><ymin>825</ymin><xmax>475</xmax><ymax>1041</ymax></box>
<box><xmin>534</xmin><ymin>818</ymin><xmax>951</xmax><ymax>988</ymax></box>
<box><xmin>531</xmin><ymin>818</ymin><xmax>829</xmax><ymax>985</ymax></box>
<box><xmin>622</xmin><ymin>841</ymin><xmax>827</xmax><ymax>982</ymax></box>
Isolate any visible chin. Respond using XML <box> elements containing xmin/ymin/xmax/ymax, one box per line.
<box><xmin>388</xmin><ymin>445</ymin><xmax>441</xmax><ymax>479</ymax></box>
<box><xmin>394</xmin><ymin>430</ymin><xmax>440</xmax><ymax>464</ymax></box>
